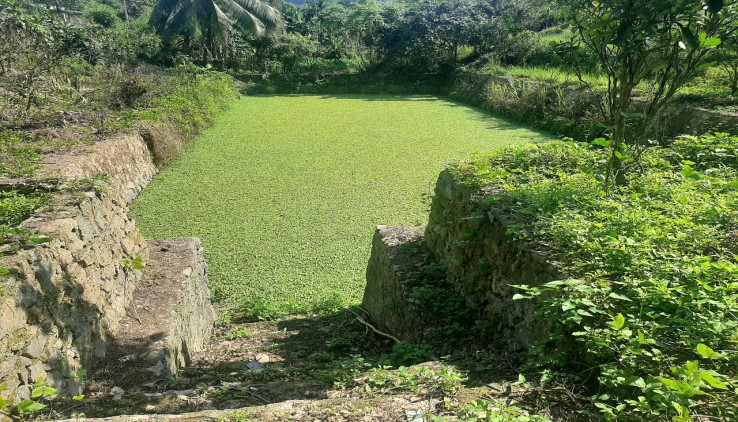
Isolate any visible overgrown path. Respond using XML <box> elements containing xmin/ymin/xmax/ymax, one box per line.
<box><xmin>131</xmin><ymin>94</ymin><xmax>554</xmax><ymax>313</ymax></box>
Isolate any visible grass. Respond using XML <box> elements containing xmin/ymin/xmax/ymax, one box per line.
<box><xmin>130</xmin><ymin>94</ymin><xmax>554</xmax><ymax>315</ymax></box>
<box><xmin>0</xmin><ymin>191</ymin><xmax>47</xmax><ymax>227</ymax></box>
<box><xmin>480</xmin><ymin>64</ymin><xmax>609</xmax><ymax>91</ymax></box>
<box><xmin>482</xmin><ymin>63</ymin><xmax>737</xmax><ymax>111</ymax></box>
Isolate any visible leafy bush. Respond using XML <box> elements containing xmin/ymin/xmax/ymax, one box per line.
<box><xmin>450</xmin><ymin>134</ymin><xmax>738</xmax><ymax>420</ymax></box>
<box><xmin>0</xmin><ymin>191</ymin><xmax>46</xmax><ymax>226</ymax></box>
<box><xmin>365</xmin><ymin>364</ymin><xmax>466</xmax><ymax>397</ymax></box>
<box><xmin>84</xmin><ymin>5</ymin><xmax>121</xmax><ymax>29</ymax></box>
<box><xmin>131</xmin><ymin>70</ymin><xmax>239</xmax><ymax>166</ymax></box>
<box><xmin>451</xmin><ymin>68</ymin><xmax>607</xmax><ymax>142</ymax></box>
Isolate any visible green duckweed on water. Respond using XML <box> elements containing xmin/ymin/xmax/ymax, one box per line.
<box><xmin>130</xmin><ymin>94</ymin><xmax>554</xmax><ymax>315</ymax></box>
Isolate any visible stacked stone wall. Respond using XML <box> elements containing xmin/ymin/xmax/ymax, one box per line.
<box><xmin>0</xmin><ymin>133</ymin><xmax>157</xmax><ymax>401</ymax></box>
<box><xmin>423</xmin><ymin>170</ymin><xmax>560</xmax><ymax>352</ymax></box>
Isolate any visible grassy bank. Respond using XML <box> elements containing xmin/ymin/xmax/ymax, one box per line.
<box><xmin>130</xmin><ymin>94</ymin><xmax>554</xmax><ymax>316</ymax></box>
<box><xmin>449</xmin><ymin>135</ymin><xmax>738</xmax><ymax>420</ymax></box>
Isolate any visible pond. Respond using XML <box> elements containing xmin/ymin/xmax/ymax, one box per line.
<box><xmin>130</xmin><ymin>94</ymin><xmax>554</xmax><ymax>315</ymax></box>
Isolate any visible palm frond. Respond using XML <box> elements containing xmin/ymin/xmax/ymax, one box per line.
<box><xmin>149</xmin><ymin>0</ymin><xmax>284</xmax><ymax>60</ymax></box>
<box><xmin>232</xmin><ymin>0</ymin><xmax>284</xmax><ymax>33</ymax></box>
<box><xmin>214</xmin><ymin>0</ymin><xmax>265</xmax><ymax>36</ymax></box>
<box><xmin>166</xmin><ymin>5</ymin><xmax>201</xmax><ymax>43</ymax></box>
<box><xmin>149</xmin><ymin>0</ymin><xmax>182</xmax><ymax>32</ymax></box>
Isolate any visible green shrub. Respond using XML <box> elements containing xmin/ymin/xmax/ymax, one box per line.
<box><xmin>0</xmin><ymin>191</ymin><xmax>47</xmax><ymax>226</ymax></box>
<box><xmin>84</xmin><ymin>5</ymin><xmax>121</xmax><ymax>29</ymax></box>
<box><xmin>0</xmin><ymin>131</ymin><xmax>40</xmax><ymax>178</ymax></box>
<box><xmin>451</xmin><ymin>134</ymin><xmax>738</xmax><ymax>420</ymax></box>
<box><xmin>239</xmin><ymin>295</ymin><xmax>288</xmax><ymax>321</ymax></box>
<box><xmin>132</xmin><ymin>71</ymin><xmax>239</xmax><ymax>166</ymax></box>
<box><xmin>226</xmin><ymin>326</ymin><xmax>254</xmax><ymax>340</ymax></box>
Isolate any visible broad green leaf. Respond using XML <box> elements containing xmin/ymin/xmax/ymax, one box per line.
<box><xmin>683</xmin><ymin>360</ymin><xmax>700</xmax><ymax>374</ymax></box>
<box><xmin>0</xmin><ymin>268</ymin><xmax>8</xmax><ymax>276</ymax></box>
<box><xmin>17</xmin><ymin>399</ymin><xmax>47</xmax><ymax>414</ymax></box>
<box><xmin>703</xmin><ymin>37</ymin><xmax>721</xmax><ymax>47</ymax></box>
<box><xmin>73</xmin><ymin>395</ymin><xmax>85</xmax><ymax>401</ymax></box>
<box><xmin>591</xmin><ymin>138</ymin><xmax>612</xmax><ymax>147</ymax></box>
<box><xmin>607</xmin><ymin>313</ymin><xmax>626</xmax><ymax>330</ymax></box>
<box><xmin>657</xmin><ymin>377</ymin><xmax>707</xmax><ymax>397</ymax></box>
<box><xmin>680</xmin><ymin>165</ymin><xmax>701</xmax><ymax>180</ymax></box>
<box><xmin>31</xmin><ymin>386</ymin><xmax>58</xmax><ymax>399</ymax></box>
<box><xmin>577</xmin><ymin>309</ymin><xmax>593</xmax><ymax>317</ymax></box>
<box><xmin>623</xmin><ymin>376</ymin><xmax>646</xmax><ymax>388</ymax></box>
<box><xmin>0</xmin><ymin>396</ymin><xmax>6</xmax><ymax>410</ymax></box>
<box><xmin>561</xmin><ymin>301</ymin><xmax>576</xmax><ymax>311</ymax></box>
<box><xmin>695</xmin><ymin>343</ymin><xmax>725</xmax><ymax>359</ymax></box>
<box><xmin>608</xmin><ymin>292</ymin><xmax>631</xmax><ymax>301</ymax></box>
<box><xmin>700</xmin><ymin>372</ymin><xmax>727</xmax><ymax>390</ymax></box>
<box><xmin>672</xmin><ymin>402</ymin><xmax>691</xmax><ymax>422</ymax></box>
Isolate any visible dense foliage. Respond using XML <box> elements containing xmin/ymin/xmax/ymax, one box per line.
<box><xmin>228</xmin><ymin>0</ymin><xmax>561</xmax><ymax>76</ymax></box>
<box><xmin>451</xmin><ymin>134</ymin><xmax>738</xmax><ymax>420</ymax></box>
<box><xmin>558</xmin><ymin>0</ymin><xmax>736</xmax><ymax>185</ymax></box>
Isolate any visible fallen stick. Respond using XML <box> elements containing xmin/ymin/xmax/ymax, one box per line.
<box><xmin>349</xmin><ymin>308</ymin><xmax>401</xmax><ymax>344</ymax></box>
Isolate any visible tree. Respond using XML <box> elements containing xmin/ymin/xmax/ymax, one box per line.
<box><xmin>149</xmin><ymin>0</ymin><xmax>284</xmax><ymax>65</ymax></box>
<box><xmin>561</xmin><ymin>0</ymin><xmax>737</xmax><ymax>186</ymax></box>
<box><xmin>717</xmin><ymin>31</ymin><xmax>738</xmax><ymax>94</ymax></box>
<box><xmin>376</xmin><ymin>0</ymin><xmax>495</xmax><ymax>74</ymax></box>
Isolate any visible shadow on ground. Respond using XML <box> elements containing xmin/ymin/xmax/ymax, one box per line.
<box><xmin>46</xmin><ymin>306</ymin><xmax>589</xmax><ymax>420</ymax></box>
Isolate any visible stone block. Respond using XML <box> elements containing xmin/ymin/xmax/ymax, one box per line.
<box><xmin>97</xmin><ymin>238</ymin><xmax>216</xmax><ymax>388</ymax></box>
<box><xmin>362</xmin><ymin>225</ymin><xmax>427</xmax><ymax>343</ymax></box>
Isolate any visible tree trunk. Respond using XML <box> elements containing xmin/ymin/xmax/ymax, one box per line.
<box><xmin>608</xmin><ymin>80</ymin><xmax>634</xmax><ymax>187</ymax></box>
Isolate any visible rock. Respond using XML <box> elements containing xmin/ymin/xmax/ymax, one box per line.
<box><xmin>147</xmin><ymin>361</ymin><xmax>164</xmax><ymax>376</ymax></box>
<box><xmin>110</xmin><ymin>387</ymin><xmax>125</xmax><ymax>400</ymax></box>
<box><xmin>96</xmin><ymin>238</ymin><xmax>216</xmax><ymax>388</ymax></box>
<box><xmin>362</xmin><ymin>225</ymin><xmax>427</xmax><ymax>343</ymax></box>
<box><xmin>255</xmin><ymin>353</ymin><xmax>271</xmax><ymax>364</ymax></box>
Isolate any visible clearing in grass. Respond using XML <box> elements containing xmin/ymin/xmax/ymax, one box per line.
<box><xmin>131</xmin><ymin>94</ymin><xmax>554</xmax><ymax>315</ymax></box>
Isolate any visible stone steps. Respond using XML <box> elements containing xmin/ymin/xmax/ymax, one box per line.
<box><xmin>92</xmin><ymin>238</ymin><xmax>216</xmax><ymax>390</ymax></box>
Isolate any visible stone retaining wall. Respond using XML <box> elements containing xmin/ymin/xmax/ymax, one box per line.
<box><xmin>362</xmin><ymin>226</ymin><xmax>427</xmax><ymax>343</ymax></box>
<box><xmin>449</xmin><ymin>70</ymin><xmax>738</xmax><ymax>142</ymax></box>
<box><xmin>0</xmin><ymin>190</ymin><xmax>148</xmax><ymax>400</ymax></box>
<box><xmin>0</xmin><ymin>133</ymin><xmax>158</xmax><ymax>401</ymax></box>
<box><xmin>424</xmin><ymin>170</ymin><xmax>560</xmax><ymax>352</ymax></box>
<box><xmin>41</xmin><ymin>133</ymin><xmax>157</xmax><ymax>204</ymax></box>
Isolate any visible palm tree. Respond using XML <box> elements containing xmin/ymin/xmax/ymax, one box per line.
<box><xmin>149</xmin><ymin>0</ymin><xmax>284</xmax><ymax>64</ymax></box>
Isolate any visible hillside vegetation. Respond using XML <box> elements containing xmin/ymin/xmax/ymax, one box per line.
<box><xmin>2</xmin><ymin>0</ymin><xmax>737</xmax><ymax>419</ymax></box>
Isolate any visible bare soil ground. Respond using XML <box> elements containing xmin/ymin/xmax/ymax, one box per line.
<box><xmin>43</xmin><ymin>308</ymin><xmax>589</xmax><ymax>421</ymax></box>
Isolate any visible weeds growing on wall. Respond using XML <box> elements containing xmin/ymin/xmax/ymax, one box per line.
<box><xmin>450</xmin><ymin>134</ymin><xmax>738</xmax><ymax>420</ymax></box>
<box><xmin>0</xmin><ymin>191</ymin><xmax>47</xmax><ymax>227</ymax></box>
